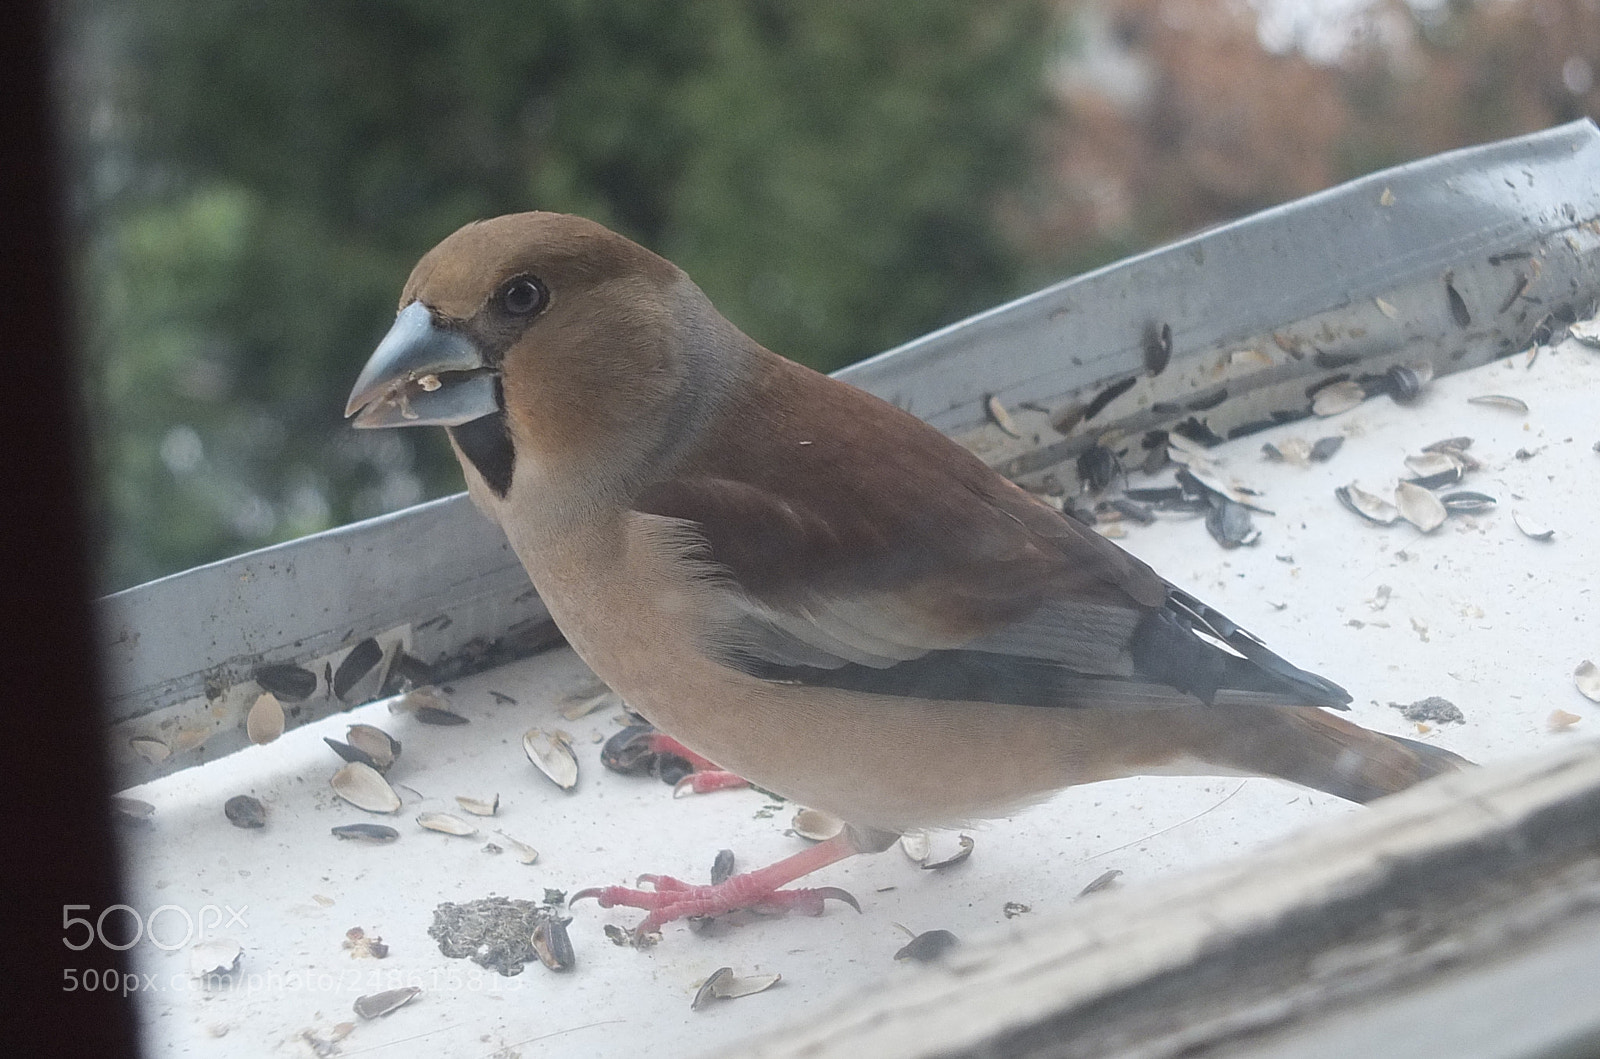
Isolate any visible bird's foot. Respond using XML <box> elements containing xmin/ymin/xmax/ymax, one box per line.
<box><xmin>572</xmin><ymin>832</ymin><xmax>865</xmax><ymax>939</ymax></box>
<box><xmin>600</xmin><ymin>725</ymin><xmax>749</xmax><ymax>792</ymax></box>
<box><xmin>642</xmin><ymin>732</ymin><xmax>721</xmax><ymax>773</ymax></box>
<box><xmin>673</xmin><ymin>769</ymin><xmax>750</xmax><ymax>796</ymax></box>
<box><xmin>572</xmin><ymin>874</ymin><xmax>858</xmax><ymax>935</ymax></box>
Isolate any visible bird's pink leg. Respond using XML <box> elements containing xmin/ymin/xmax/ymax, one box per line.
<box><xmin>644</xmin><ymin>733</ymin><xmax>720</xmax><ymax>772</ymax></box>
<box><xmin>572</xmin><ymin>832</ymin><xmax>861</xmax><ymax>936</ymax></box>
<box><xmin>673</xmin><ymin>770</ymin><xmax>751</xmax><ymax>795</ymax></box>
<box><xmin>648</xmin><ymin>733</ymin><xmax>751</xmax><ymax>794</ymax></box>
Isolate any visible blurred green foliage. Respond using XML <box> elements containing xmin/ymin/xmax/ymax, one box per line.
<box><xmin>63</xmin><ymin>0</ymin><xmax>1055</xmax><ymax>591</ymax></box>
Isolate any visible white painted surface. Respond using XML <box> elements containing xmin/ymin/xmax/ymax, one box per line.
<box><xmin>116</xmin><ymin>337</ymin><xmax>1599</xmax><ymax>1058</ymax></box>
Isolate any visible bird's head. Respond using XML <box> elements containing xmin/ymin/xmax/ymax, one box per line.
<box><xmin>346</xmin><ymin>212</ymin><xmax>740</xmax><ymax>493</ymax></box>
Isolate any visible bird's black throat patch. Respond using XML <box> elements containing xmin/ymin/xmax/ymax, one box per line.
<box><xmin>449</xmin><ymin>400</ymin><xmax>515</xmax><ymax>498</ymax></box>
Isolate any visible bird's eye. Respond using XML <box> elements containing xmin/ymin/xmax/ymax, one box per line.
<box><xmin>500</xmin><ymin>276</ymin><xmax>546</xmax><ymax>316</ymax></box>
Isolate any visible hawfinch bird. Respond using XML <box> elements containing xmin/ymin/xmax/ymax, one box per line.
<box><xmin>346</xmin><ymin>212</ymin><xmax>1466</xmax><ymax>936</ymax></box>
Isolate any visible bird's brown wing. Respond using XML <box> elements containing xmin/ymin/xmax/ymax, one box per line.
<box><xmin>636</xmin><ymin>354</ymin><xmax>1349</xmax><ymax>711</ymax></box>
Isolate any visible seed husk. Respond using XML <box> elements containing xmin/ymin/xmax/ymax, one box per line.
<box><xmin>414</xmin><ymin>705</ymin><xmax>470</xmax><ymax>726</ymax></box>
<box><xmin>330</xmin><ymin>762</ymin><xmax>401</xmax><ymax>814</ymax></box>
<box><xmin>252</xmin><ymin>662</ymin><xmax>317</xmax><ymax>703</ymax></box>
<box><xmin>1076</xmin><ymin>444</ymin><xmax>1121</xmax><ymax>493</ymax></box>
<box><xmin>1549</xmin><ymin>709</ymin><xmax>1583</xmax><ymax>731</ymax></box>
<box><xmin>1309</xmin><ymin>436</ymin><xmax>1344</xmax><ymax>462</ymax></box>
<box><xmin>1125</xmin><ymin>486</ymin><xmax>1185</xmax><ymax>503</ymax></box>
<box><xmin>693</xmin><ymin>966</ymin><xmax>781</xmax><ymax>1008</ymax></box>
<box><xmin>1395</xmin><ymin>481</ymin><xmax>1447</xmax><ymax>532</ymax></box>
<box><xmin>531</xmin><ymin>916</ymin><xmax>575</xmax><ymax>972</ymax></box>
<box><xmin>1077</xmin><ymin>868</ymin><xmax>1124</xmax><ymax>897</ymax></box>
<box><xmin>1335</xmin><ymin>484</ymin><xmax>1400</xmax><ymax>526</ymax></box>
<box><xmin>523</xmin><ymin>729</ymin><xmax>578</xmax><ymax>790</ymax></box>
<box><xmin>417</xmin><ymin>811</ymin><xmax>477</xmax><ymax>837</ymax></box>
<box><xmin>346</xmin><ymin>724</ymin><xmax>400</xmax><ymax>772</ymax></box>
<box><xmin>1512</xmin><ymin>510</ymin><xmax>1554</xmax><ymax>541</ymax></box>
<box><xmin>130</xmin><ymin>736</ymin><xmax>171</xmax><ymax>765</ymax></box>
<box><xmin>898</xmin><ymin>830</ymin><xmax>931</xmax><ymax>863</ymax></box>
<box><xmin>496</xmin><ymin>831</ymin><xmax>539</xmax><ymax>864</ymax></box>
<box><xmin>560</xmin><ymin>691</ymin><xmax>616</xmax><ymax>721</ymax></box>
<box><xmin>1468</xmin><ymin>394</ymin><xmax>1529</xmax><ymax>413</ymax></box>
<box><xmin>353</xmin><ymin>986</ymin><xmax>420</xmax><ymax>1019</ymax></box>
<box><xmin>1144</xmin><ymin>321</ymin><xmax>1173</xmax><ymax>375</ymax></box>
<box><xmin>1312</xmin><ymin>380</ymin><xmax>1365</xmax><ymax>416</ymax></box>
<box><xmin>343</xmin><ymin>926</ymin><xmax>388</xmax><ymax>959</ymax></box>
<box><xmin>1205</xmin><ymin>499</ymin><xmax>1259</xmax><ymax>549</ymax></box>
<box><xmin>922</xmin><ymin>834</ymin><xmax>975</xmax><ymax>871</ymax></box>
<box><xmin>224</xmin><ymin>794</ymin><xmax>266</xmax><ymax>829</ymax></box>
<box><xmin>895</xmin><ymin>929</ymin><xmax>959</xmax><ymax>962</ymax></box>
<box><xmin>985</xmin><ymin>394</ymin><xmax>1022</xmax><ymax>438</ymax></box>
<box><xmin>1568</xmin><ymin>319</ymin><xmax>1600</xmax><ymax>348</ymax></box>
<box><xmin>1084</xmin><ymin>376</ymin><xmax>1137</xmax><ymax>420</ymax></box>
<box><xmin>189</xmin><ymin>937</ymin><xmax>242</xmax><ymax>979</ymax></box>
<box><xmin>111</xmin><ymin>796</ymin><xmax>155</xmax><ymax>820</ymax></box>
<box><xmin>1385</xmin><ymin>361</ymin><xmax>1433</xmax><ymax>403</ymax></box>
<box><xmin>392</xmin><ymin>685</ymin><xmax>451</xmax><ymax>714</ymax></box>
<box><xmin>1445</xmin><ymin>271</ymin><xmax>1471</xmax><ymax>327</ymax></box>
<box><xmin>455</xmin><ymin>794</ymin><xmax>499</xmax><ymax>817</ymax></box>
<box><xmin>1407</xmin><ymin>468</ymin><xmax>1465</xmax><ymax>490</ymax></box>
<box><xmin>324</xmin><ymin>738</ymin><xmax>379</xmax><ymax>771</ymax></box>
<box><xmin>711</xmin><ymin>848</ymin><xmax>736</xmax><ymax>885</ymax></box>
<box><xmin>332</xmin><ymin>823</ymin><xmax>399</xmax><ymax>843</ymax></box>
<box><xmin>1423</xmin><ymin>435</ymin><xmax>1473</xmax><ymax>453</ymax></box>
<box><xmin>1262</xmin><ymin>438</ymin><xmax>1311</xmax><ymax>465</ymax></box>
<box><xmin>600</xmin><ymin>724</ymin><xmax>658</xmax><ymax>775</ymax></box>
<box><xmin>245</xmin><ymin>692</ymin><xmax>285</xmax><ymax>745</ymax></box>
<box><xmin>172</xmin><ymin>727</ymin><xmax>209</xmax><ymax>754</ymax></box>
<box><xmin>1165</xmin><ymin>431</ymin><xmax>1211</xmax><ymax>464</ymax></box>
<box><xmin>1105</xmin><ymin>498</ymin><xmax>1155</xmax><ymax>525</ymax></box>
<box><xmin>1404</xmin><ymin>451</ymin><xmax>1464</xmax><ymax>481</ymax></box>
<box><xmin>332</xmin><ymin>638</ymin><xmax>383</xmax><ymax>701</ymax></box>
<box><xmin>790</xmin><ymin>808</ymin><xmax>844</xmax><ymax>842</ymax></box>
<box><xmin>1441</xmin><ymin>491</ymin><xmax>1497</xmax><ymax>514</ymax></box>
<box><xmin>693</xmin><ymin>968</ymin><xmax>735</xmax><ymax>1010</ymax></box>
<box><xmin>1177</xmin><ymin>466</ymin><xmax>1273</xmax><ymax>514</ymax></box>
<box><xmin>1575</xmin><ymin>661</ymin><xmax>1600</xmax><ymax>703</ymax></box>
<box><xmin>1049</xmin><ymin>401</ymin><xmax>1087</xmax><ymax>436</ymax></box>
<box><xmin>715</xmin><ymin>972</ymin><xmax>782</xmax><ymax>998</ymax></box>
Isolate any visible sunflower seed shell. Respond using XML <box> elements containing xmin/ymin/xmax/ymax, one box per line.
<box><xmin>790</xmin><ymin>808</ymin><xmax>844</xmax><ymax>842</ymax></box>
<box><xmin>416</xmin><ymin>811</ymin><xmax>477</xmax><ymax>837</ymax></box>
<box><xmin>1395</xmin><ymin>481</ymin><xmax>1447</xmax><ymax>532</ymax></box>
<box><xmin>1574</xmin><ymin>661</ymin><xmax>1600</xmax><ymax>702</ymax></box>
<box><xmin>353</xmin><ymin>986</ymin><xmax>420</xmax><ymax>1019</ymax></box>
<box><xmin>330</xmin><ymin>762</ymin><xmax>401</xmax><ymax>814</ymax></box>
<box><xmin>523</xmin><ymin>729</ymin><xmax>579</xmax><ymax>790</ymax></box>
<box><xmin>246</xmin><ymin>692</ymin><xmax>285</xmax><ymax>745</ymax></box>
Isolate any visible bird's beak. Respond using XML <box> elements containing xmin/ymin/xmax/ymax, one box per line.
<box><xmin>344</xmin><ymin>301</ymin><xmax>500</xmax><ymax>428</ymax></box>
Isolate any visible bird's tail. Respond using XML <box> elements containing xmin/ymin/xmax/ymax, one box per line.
<box><xmin>1207</xmin><ymin>705</ymin><xmax>1471</xmax><ymax>804</ymax></box>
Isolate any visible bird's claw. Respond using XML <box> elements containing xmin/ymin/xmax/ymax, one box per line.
<box><xmin>672</xmin><ymin>770</ymin><xmax>752</xmax><ymax>797</ymax></box>
<box><xmin>573</xmin><ymin>877</ymin><xmax>860</xmax><ymax>933</ymax></box>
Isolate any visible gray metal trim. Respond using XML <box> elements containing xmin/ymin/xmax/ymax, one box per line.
<box><xmin>99</xmin><ymin>120</ymin><xmax>1600</xmax><ymax>787</ymax></box>
<box><xmin>841</xmin><ymin>119</ymin><xmax>1600</xmax><ymax>436</ymax></box>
